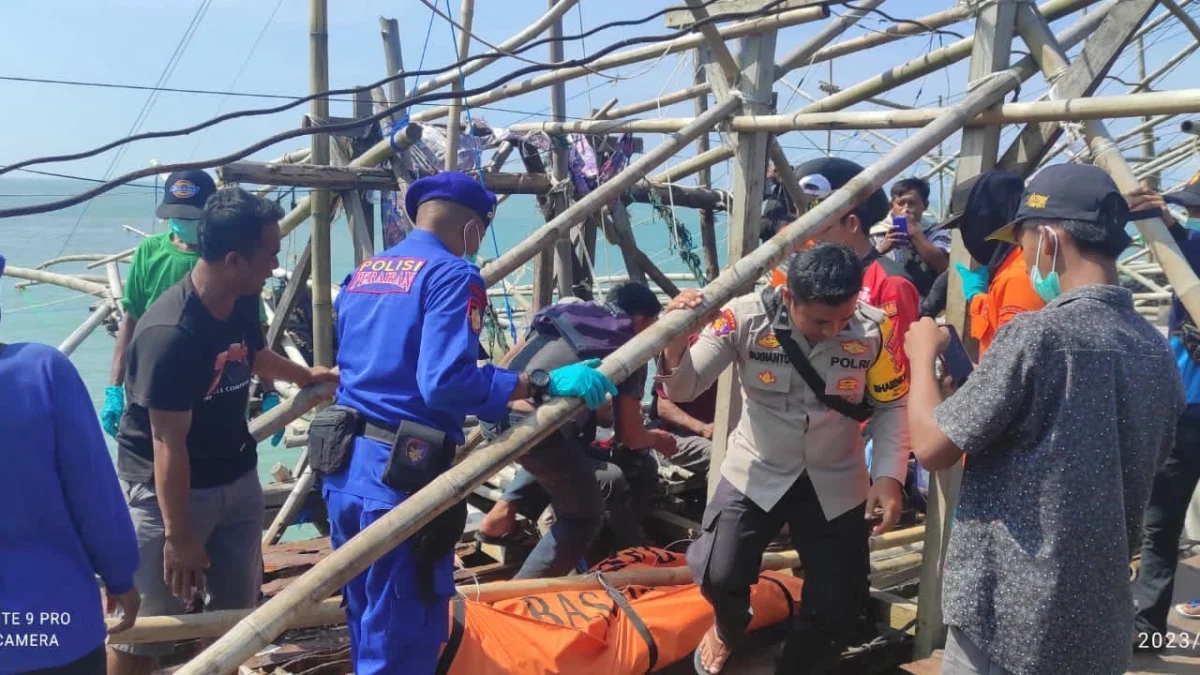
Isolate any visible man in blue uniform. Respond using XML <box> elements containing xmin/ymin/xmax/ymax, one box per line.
<box><xmin>314</xmin><ymin>171</ymin><xmax>618</xmax><ymax>675</ymax></box>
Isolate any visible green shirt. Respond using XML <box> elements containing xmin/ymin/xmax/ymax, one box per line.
<box><xmin>121</xmin><ymin>233</ymin><xmax>199</xmax><ymax>321</ymax></box>
<box><xmin>121</xmin><ymin>233</ymin><xmax>268</xmax><ymax>323</ymax></box>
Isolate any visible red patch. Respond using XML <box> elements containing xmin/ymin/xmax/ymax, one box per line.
<box><xmin>467</xmin><ymin>283</ymin><xmax>486</xmax><ymax>334</ymax></box>
<box><xmin>837</xmin><ymin>377</ymin><xmax>858</xmax><ymax>392</ymax></box>
<box><xmin>881</xmin><ymin>301</ymin><xmax>898</xmax><ymax>318</ymax></box>
<box><xmin>709</xmin><ymin>309</ymin><xmax>737</xmax><ymax>337</ymax></box>
<box><xmin>346</xmin><ymin>256</ymin><xmax>427</xmax><ymax>294</ymax></box>
<box><xmin>757</xmin><ymin>370</ymin><xmax>777</xmax><ymax>385</ymax></box>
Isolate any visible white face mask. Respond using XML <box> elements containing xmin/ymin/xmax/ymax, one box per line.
<box><xmin>462</xmin><ymin>220</ymin><xmax>482</xmax><ymax>263</ymax></box>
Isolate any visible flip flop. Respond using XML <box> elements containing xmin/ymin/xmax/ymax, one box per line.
<box><xmin>1174</xmin><ymin>600</ymin><xmax>1200</xmax><ymax>619</ymax></box>
<box><xmin>693</xmin><ymin>647</ymin><xmax>709</xmax><ymax>675</ymax></box>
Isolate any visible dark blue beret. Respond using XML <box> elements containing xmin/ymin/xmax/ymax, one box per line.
<box><xmin>404</xmin><ymin>171</ymin><xmax>498</xmax><ymax>227</ymax></box>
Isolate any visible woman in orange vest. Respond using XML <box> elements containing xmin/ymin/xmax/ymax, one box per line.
<box><xmin>946</xmin><ymin>171</ymin><xmax>1046</xmax><ymax>355</ymax></box>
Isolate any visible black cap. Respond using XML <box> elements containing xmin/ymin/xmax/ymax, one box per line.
<box><xmin>942</xmin><ymin>171</ymin><xmax>1025</xmax><ymax>265</ymax></box>
<box><xmin>1165</xmin><ymin>170</ymin><xmax>1200</xmax><ymax>209</ymax></box>
<box><xmin>789</xmin><ymin>156</ymin><xmax>890</xmax><ymax>226</ymax></box>
<box><xmin>989</xmin><ymin>164</ymin><xmax>1141</xmax><ymax>256</ymax></box>
<box><xmin>156</xmin><ymin>170</ymin><xmax>217</xmax><ymax>220</ymax></box>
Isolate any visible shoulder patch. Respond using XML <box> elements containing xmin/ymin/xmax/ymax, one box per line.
<box><xmin>346</xmin><ymin>256</ymin><xmax>428</xmax><ymax>294</ymax></box>
<box><xmin>467</xmin><ymin>283</ymin><xmax>486</xmax><ymax>335</ymax></box>
<box><xmin>865</xmin><ymin>314</ymin><xmax>909</xmax><ymax>403</ymax></box>
<box><xmin>709</xmin><ymin>308</ymin><xmax>737</xmax><ymax>337</ymax></box>
<box><xmin>880</xmin><ymin>301</ymin><xmax>898</xmax><ymax>318</ymax></box>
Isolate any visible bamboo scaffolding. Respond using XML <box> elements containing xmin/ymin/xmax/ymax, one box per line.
<box><xmin>773</xmin><ymin>0</ymin><xmax>883</xmax><ymax>76</ymax></box>
<box><xmin>507</xmin><ymin>89</ymin><xmax>1200</xmax><ymax>134</ymax></box>
<box><xmin>406</xmin><ymin>0</ymin><xmax>580</xmax><ymax>101</ymax></box>
<box><xmin>1014</xmin><ymin>4</ymin><xmax>1200</xmax><ymax>323</ymax></box>
<box><xmin>799</xmin><ymin>0</ymin><xmax>1101</xmax><ymax>115</ymax></box>
<box><xmin>2</xmin><ymin>266</ymin><xmax>109</xmax><ymax>296</ymax></box>
<box><xmin>175</xmin><ymin>38</ymin><xmax>1029</xmax><ymax>675</ymax></box>
<box><xmin>58</xmin><ymin>303</ymin><xmax>114</xmax><ymax>356</ymax></box>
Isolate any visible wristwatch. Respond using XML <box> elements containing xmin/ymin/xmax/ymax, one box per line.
<box><xmin>527</xmin><ymin>369</ymin><xmax>551</xmax><ymax>405</ymax></box>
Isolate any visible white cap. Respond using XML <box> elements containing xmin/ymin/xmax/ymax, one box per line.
<box><xmin>798</xmin><ymin>173</ymin><xmax>832</xmax><ymax>198</ymax></box>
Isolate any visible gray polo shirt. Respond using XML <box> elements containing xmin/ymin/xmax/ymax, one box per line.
<box><xmin>933</xmin><ymin>284</ymin><xmax>1183</xmax><ymax>675</ymax></box>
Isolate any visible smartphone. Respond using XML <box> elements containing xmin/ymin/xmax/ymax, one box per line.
<box><xmin>941</xmin><ymin>325</ymin><xmax>975</xmax><ymax>387</ymax></box>
<box><xmin>892</xmin><ymin>215</ymin><xmax>910</xmax><ymax>237</ymax></box>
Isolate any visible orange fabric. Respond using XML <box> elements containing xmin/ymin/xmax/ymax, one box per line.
<box><xmin>443</xmin><ymin>547</ymin><xmax>802</xmax><ymax>673</ymax></box>
<box><xmin>967</xmin><ymin>248</ymin><xmax>1045</xmax><ymax>355</ymax></box>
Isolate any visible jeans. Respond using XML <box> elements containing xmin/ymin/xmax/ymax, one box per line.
<box><xmin>1133</xmin><ymin>418</ymin><xmax>1200</xmax><ymax>635</ymax></box>
<box><xmin>941</xmin><ymin>626</ymin><xmax>1016</xmax><ymax>675</ymax></box>
<box><xmin>502</xmin><ymin>433</ymin><xmax>631</xmax><ymax>579</ymax></box>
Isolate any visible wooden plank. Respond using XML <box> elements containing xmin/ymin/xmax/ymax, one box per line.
<box><xmin>665</xmin><ymin>0</ymin><xmax>825</xmax><ymax>28</ymax></box>
<box><xmin>915</xmin><ymin>0</ymin><xmax>1016</xmax><ymax>660</ymax></box>
<box><xmin>998</xmin><ymin>0</ymin><xmax>1158</xmax><ymax>176</ymax></box>
<box><xmin>694</xmin><ymin>48</ymin><xmax>721</xmax><ymax>282</ymax></box>
<box><xmin>266</xmin><ymin>241</ymin><xmax>313</xmax><ymax>353</ymax></box>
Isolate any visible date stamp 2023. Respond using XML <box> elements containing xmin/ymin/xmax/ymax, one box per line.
<box><xmin>1136</xmin><ymin>631</ymin><xmax>1200</xmax><ymax>651</ymax></box>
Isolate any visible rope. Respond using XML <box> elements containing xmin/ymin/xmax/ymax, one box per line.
<box><xmin>444</xmin><ymin>0</ymin><xmax>518</xmax><ymax>345</ymax></box>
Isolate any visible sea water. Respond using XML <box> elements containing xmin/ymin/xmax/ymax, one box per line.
<box><xmin>0</xmin><ymin>176</ymin><xmax>724</xmax><ymax>541</ymax></box>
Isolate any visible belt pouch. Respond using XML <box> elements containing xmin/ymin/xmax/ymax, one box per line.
<box><xmin>381</xmin><ymin>421</ymin><xmax>452</xmax><ymax>494</ymax></box>
<box><xmin>307</xmin><ymin>405</ymin><xmax>361</xmax><ymax>475</ymax></box>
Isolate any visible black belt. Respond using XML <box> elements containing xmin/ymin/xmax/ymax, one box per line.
<box><xmin>360</xmin><ymin>419</ymin><xmax>455</xmax><ymax>452</ymax></box>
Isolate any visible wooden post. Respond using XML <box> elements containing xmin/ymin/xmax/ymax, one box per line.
<box><xmin>379</xmin><ymin>18</ymin><xmax>404</xmax><ymax>121</ymax></box>
<box><xmin>1136</xmin><ymin>37</ymin><xmax>1159</xmax><ymax>190</ymax></box>
<box><xmin>445</xmin><ymin>0</ymin><xmax>475</xmax><ymax>172</ymax></box>
<box><xmin>353</xmin><ymin>89</ymin><xmax>377</xmax><ymax>251</ymax></box>
<box><xmin>309</xmin><ymin>0</ymin><xmax>333</xmax><ymax>371</ymax></box>
<box><xmin>548</xmin><ymin>0</ymin><xmax>576</xmax><ymax>301</ymax></box>
<box><xmin>683</xmin><ymin>0</ymin><xmax>777</xmax><ymax>500</ymax></box>
<box><xmin>915</xmin><ymin>0</ymin><xmax>1016</xmax><ymax>659</ymax></box>
<box><xmin>694</xmin><ymin>50</ymin><xmax>721</xmax><ymax>282</ymax></box>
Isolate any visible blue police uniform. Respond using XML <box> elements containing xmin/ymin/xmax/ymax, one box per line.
<box><xmin>324</xmin><ymin>173</ymin><xmax>518</xmax><ymax>674</ymax></box>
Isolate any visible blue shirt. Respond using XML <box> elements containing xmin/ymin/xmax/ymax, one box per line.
<box><xmin>1167</xmin><ymin>226</ymin><xmax>1200</xmax><ymax>418</ymax></box>
<box><xmin>0</xmin><ymin>343</ymin><xmax>139</xmax><ymax>673</ymax></box>
<box><xmin>326</xmin><ymin>229</ymin><xmax>519</xmax><ymax>505</ymax></box>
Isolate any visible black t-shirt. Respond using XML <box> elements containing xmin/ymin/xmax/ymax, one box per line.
<box><xmin>116</xmin><ymin>274</ymin><xmax>265</xmax><ymax>488</ymax></box>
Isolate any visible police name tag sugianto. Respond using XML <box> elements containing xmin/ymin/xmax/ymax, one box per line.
<box><xmin>346</xmin><ymin>257</ymin><xmax>428</xmax><ymax>294</ymax></box>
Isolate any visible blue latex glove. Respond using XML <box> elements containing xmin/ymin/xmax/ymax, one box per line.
<box><xmin>955</xmin><ymin>262</ymin><xmax>990</xmax><ymax>303</ymax></box>
<box><xmin>548</xmin><ymin>358</ymin><xmax>618</xmax><ymax>410</ymax></box>
<box><xmin>262</xmin><ymin>392</ymin><xmax>285</xmax><ymax>446</ymax></box>
<box><xmin>101</xmin><ymin>385</ymin><xmax>124</xmax><ymax>439</ymax></box>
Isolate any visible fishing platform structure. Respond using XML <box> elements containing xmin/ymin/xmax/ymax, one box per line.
<box><xmin>5</xmin><ymin>0</ymin><xmax>1200</xmax><ymax>672</ymax></box>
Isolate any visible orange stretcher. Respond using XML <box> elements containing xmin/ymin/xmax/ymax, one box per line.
<box><xmin>438</xmin><ymin>547</ymin><xmax>802</xmax><ymax>674</ymax></box>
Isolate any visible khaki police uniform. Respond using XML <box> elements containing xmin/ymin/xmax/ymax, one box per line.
<box><xmin>658</xmin><ymin>286</ymin><xmax>910</xmax><ymax>665</ymax></box>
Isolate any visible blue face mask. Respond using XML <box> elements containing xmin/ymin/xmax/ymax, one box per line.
<box><xmin>168</xmin><ymin>218</ymin><xmax>200</xmax><ymax>246</ymax></box>
<box><xmin>1029</xmin><ymin>228</ymin><xmax>1062</xmax><ymax>303</ymax></box>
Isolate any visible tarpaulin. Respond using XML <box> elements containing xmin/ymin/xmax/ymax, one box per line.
<box><xmin>437</xmin><ymin>547</ymin><xmax>801</xmax><ymax>674</ymax></box>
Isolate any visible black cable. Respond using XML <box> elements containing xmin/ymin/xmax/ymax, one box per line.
<box><xmin>0</xmin><ymin>0</ymin><xmax>737</xmax><ymax>181</ymax></box>
<box><xmin>0</xmin><ymin>0</ymin><xmax>795</xmax><ymax>218</ymax></box>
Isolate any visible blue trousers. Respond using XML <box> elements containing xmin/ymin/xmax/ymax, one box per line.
<box><xmin>325</xmin><ymin>490</ymin><xmax>455</xmax><ymax>675</ymax></box>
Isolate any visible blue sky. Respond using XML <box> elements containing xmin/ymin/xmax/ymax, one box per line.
<box><xmin>0</xmin><ymin>0</ymin><xmax>1197</xmax><ymax>196</ymax></box>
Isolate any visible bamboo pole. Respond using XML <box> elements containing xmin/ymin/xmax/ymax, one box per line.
<box><xmin>445</xmin><ymin>0</ymin><xmax>475</xmax><ymax>172</ymax></box>
<box><xmin>507</xmin><ymin>90</ymin><xmax>1200</xmax><ymax>134</ymax></box>
<box><xmin>32</xmin><ymin>253</ymin><xmax>105</xmax><ymax>269</ymax></box>
<box><xmin>407</xmin><ymin>0</ymin><xmax>580</xmax><ymax>101</ymax></box>
<box><xmin>648</xmin><ymin>146</ymin><xmax>735</xmax><ymax>186</ymax></box>
<box><xmin>597</xmin><ymin>84</ymin><xmax>710</xmax><ymax>121</ymax></box>
<box><xmin>84</xmin><ymin>247</ymin><xmax>138</xmax><ymax>270</ymax></box>
<box><xmin>774</xmin><ymin>0</ymin><xmax>883</xmax><ymax>76</ymax></box>
<box><xmin>247</xmin><ymin>380</ymin><xmax>337</xmax><ymax>443</ymax></box>
<box><xmin>309</xmin><ymin>0</ymin><xmax>332</xmax><ymax>374</ymax></box>
<box><xmin>379</xmin><ymin>18</ymin><xmax>404</xmax><ymax>117</ymax></box>
<box><xmin>1014</xmin><ymin>4</ymin><xmax>1200</xmax><ymax>324</ymax></box>
<box><xmin>479</xmin><ymin>95</ymin><xmax>742</xmax><ymax>287</ymax></box>
<box><xmin>693</xmin><ymin>52</ymin><xmax>720</xmax><ymax>282</ymax></box>
<box><xmin>806</xmin><ymin>2</ymin><xmax>976</xmax><ymax>68</ymax></box>
<box><xmin>58</xmin><ymin>303</ymin><xmax>114</xmax><ymax>356</ymax></box>
<box><xmin>547</xmin><ymin>0</ymin><xmax>575</xmax><ymax>301</ymax></box>
<box><xmin>173</xmin><ymin>51</ymin><xmax>1028</xmax><ymax>675</ymax></box>
<box><xmin>2</xmin><ymin>266</ymin><xmax>109</xmax><ymax>296</ymax></box>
